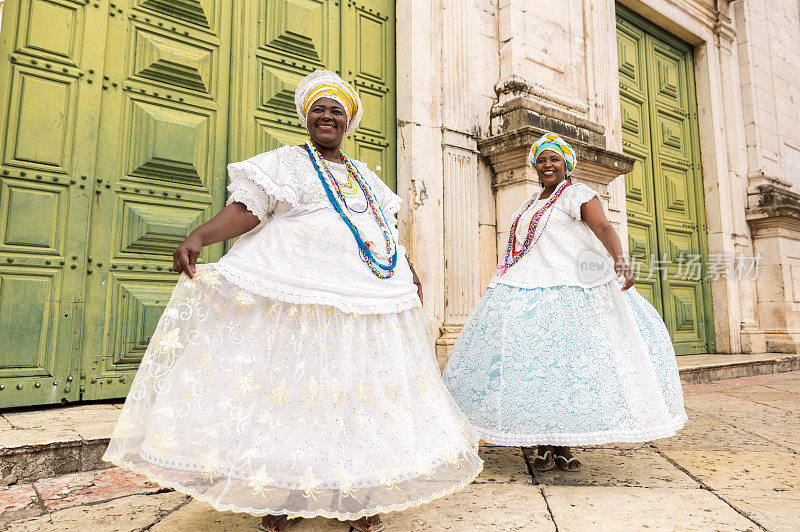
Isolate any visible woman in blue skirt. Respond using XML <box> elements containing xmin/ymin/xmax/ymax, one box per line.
<box><xmin>443</xmin><ymin>132</ymin><xmax>687</xmax><ymax>471</ymax></box>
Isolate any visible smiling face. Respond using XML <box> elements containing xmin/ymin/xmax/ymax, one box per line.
<box><xmin>534</xmin><ymin>149</ymin><xmax>568</xmax><ymax>188</ymax></box>
<box><xmin>306</xmin><ymin>97</ymin><xmax>348</xmax><ymax>150</ymax></box>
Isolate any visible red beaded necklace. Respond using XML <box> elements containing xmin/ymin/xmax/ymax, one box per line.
<box><xmin>497</xmin><ymin>180</ymin><xmax>571</xmax><ymax>277</ymax></box>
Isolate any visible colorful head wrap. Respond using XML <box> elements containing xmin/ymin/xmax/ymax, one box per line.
<box><xmin>295</xmin><ymin>70</ymin><xmax>363</xmax><ymax>135</ymax></box>
<box><xmin>528</xmin><ymin>132</ymin><xmax>577</xmax><ymax>175</ymax></box>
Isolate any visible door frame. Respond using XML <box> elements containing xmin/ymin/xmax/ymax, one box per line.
<box><xmin>616</xmin><ymin>4</ymin><xmax>716</xmax><ymax>354</ymax></box>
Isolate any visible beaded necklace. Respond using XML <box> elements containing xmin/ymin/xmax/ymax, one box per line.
<box><xmin>304</xmin><ymin>140</ymin><xmax>397</xmax><ymax>279</ymax></box>
<box><xmin>496</xmin><ymin>179</ymin><xmax>571</xmax><ymax>277</ymax></box>
<box><xmin>328</xmin><ymin>161</ymin><xmax>368</xmax><ymax>213</ymax></box>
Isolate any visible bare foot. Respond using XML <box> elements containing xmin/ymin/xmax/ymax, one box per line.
<box><xmin>553</xmin><ymin>446</ymin><xmax>582</xmax><ymax>471</ymax></box>
<box><xmin>532</xmin><ymin>445</ymin><xmax>555</xmax><ymax>471</ymax></box>
<box><xmin>261</xmin><ymin>514</ymin><xmax>294</xmax><ymax>531</ymax></box>
<box><xmin>351</xmin><ymin>514</ymin><xmax>382</xmax><ymax>531</ymax></box>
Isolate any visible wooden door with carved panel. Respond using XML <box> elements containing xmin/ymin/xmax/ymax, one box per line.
<box><xmin>616</xmin><ymin>5</ymin><xmax>715</xmax><ymax>355</ymax></box>
<box><xmin>80</xmin><ymin>0</ymin><xmax>231</xmax><ymax>400</ymax></box>
<box><xmin>0</xmin><ymin>0</ymin><xmax>395</xmax><ymax>407</ymax></box>
<box><xmin>0</xmin><ymin>0</ymin><xmax>107</xmax><ymax>407</ymax></box>
<box><xmin>228</xmin><ymin>0</ymin><xmax>396</xmax><ymax>190</ymax></box>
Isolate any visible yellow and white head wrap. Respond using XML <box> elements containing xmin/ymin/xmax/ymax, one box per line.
<box><xmin>295</xmin><ymin>70</ymin><xmax>363</xmax><ymax>136</ymax></box>
<box><xmin>528</xmin><ymin>132</ymin><xmax>577</xmax><ymax>175</ymax></box>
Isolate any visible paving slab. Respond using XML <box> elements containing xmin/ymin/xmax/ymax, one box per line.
<box><xmin>382</xmin><ymin>482</ymin><xmax>555</xmax><ymax>531</ymax></box>
<box><xmin>4</xmin><ymin>492</ymin><xmax>189</xmax><ymax>532</ymax></box>
<box><xmin>0</xmin><ymin>427</ymin><xmax>81</xmax><ymax>449</ymax></box>
<box><xmin>652</xmin><ymin>412</ymin><xmax>784</xmax><ymax>452</ymax></box>
<box><xmin>473</xmin><ymin>444</ymin><xmax>531</xmax><ymax>484</ymax></box>
<box><xmin>528</xmin><ymin>448</ymin><xmax>697</xmax><ymax>488</ymax></box>
<box><xmin>721</xmin><ymin>385</ymin><xmax>800</xmax><ymax>413</ymax></box>
<box><xmin>34</xmin><ymin>467</ymin><xmax>162</xmax><ymax>511</ymax></box>
<box><xmin>718</xmin><ymin>488</ymin><xmax>800</xmax><ymax>532</ymax></box>
<box><xmin>2</xmin><ymin>403</ymin><xmax>119</xmax><ymax>441</ymax></box>
<box><xmin>150</xmin><ymin>500</ymin><xmax>348</xmax><ymax>531</ymax></box>
<box><xmin>661</xmin><ymin>450</ymin><xmax>800</xmax><ymax>491</ymax></box>
<box><xmin>716</xmin><ymin>408</ymin><xmax>800</xmax><ymax>453</ymax></box>
<box><xmin>0</xmin><ymin>483</ymin><xmax>41</xmax><ymax>528</ymax></box>
<box><xmin>152</xmin><ymin>483</ymin><xmax>555</xmax><ymax>531</ymax></box>
<box><xmin>683</xmin><ymin>392</ymin><xmax>781</xmax><ymax>415</ymax></box>
<box><xmin>542</xmin><ymin>486</ymin><xmax>759</xmax><ymax>531</ymax></box>
<box><xmin>764</xmin><ymin>380</ymin><xmax>800</xmax><ymax>394</ymax></box>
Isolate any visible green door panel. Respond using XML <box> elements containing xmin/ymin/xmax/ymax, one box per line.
<box><xmin>80</xmin><ymin>0</ymin><xmax>232</xmax><ymax>401</ymax></box>
<box><xmin>228</xmin><ymin>0</ymin><xmax>396</xmax><ymax>190</ymax></box>
<box><xmin>0</xmin><ymin>0</ymin><xmax>105</xmax><ymax>407</ymax></box>
<box><xmin>616</xmin><ymin>5</ymin><xmax>715</xmax><ymax>355</ymax></box>
<box><xmin>0</xmin><ymin>0</ymin><xmax>397</xmax><ymax>406</ymax></box>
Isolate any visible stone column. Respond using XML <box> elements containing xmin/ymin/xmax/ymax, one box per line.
<box><xmin>746</xmin><ymin>186</ymin><xmax>800</xmax><ymax>352</ymax></box>
<box><xmin>396</xmin><ymin>0</ymin><xmax>445</xmax><ymax>340</ymax></box>
<box><xmin>433</xmin><ymin>0</ymin><xmax>482</xmax><ymax>370</ymax></box>
<box><xmin>713</xmin><ymin>2</ymin><xmax>764</xmax><ymax>353</ymax></box>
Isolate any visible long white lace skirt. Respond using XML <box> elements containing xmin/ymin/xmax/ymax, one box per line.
<box><xmin>103</xmin><ymin>265</ymin><xmax>482</xmax><ymax>520</ymax></box>
<box><xmin>442</xmin><ymin>280</ymin><xmax>688</xmax><ymax>446</ymax></box>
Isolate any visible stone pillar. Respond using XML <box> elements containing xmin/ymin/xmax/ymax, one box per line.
<box><xmin>433</xmin><ymin>0</ymin><xmax>482</xmax><ymax>371</ymax></box>
<box><xmin>396</xmin><ymin>0</ymin><xmax>446</xmax><ymax>341</ymax></box>
<box><xmin>746</xmin><ymin>186</ymin><xmax>800</xmax><ymax>352</ymax></box>
<box><xmin>712</xmin><ymin>2</ymin><xmax>765</xmax><ymax>353</ymax></box>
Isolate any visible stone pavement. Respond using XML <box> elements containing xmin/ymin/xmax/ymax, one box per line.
<box><xmin>2</xmin><ymin>371</ymin><xmax>800</xmax><ymax>531</ymax></box>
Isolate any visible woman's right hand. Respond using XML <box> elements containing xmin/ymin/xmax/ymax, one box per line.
<box><xmin>173</xmin><ymin>233</ymin><xmax>204</xmax><ymax>278</ymax></box>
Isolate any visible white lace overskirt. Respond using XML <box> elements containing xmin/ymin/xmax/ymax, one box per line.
<box><xmin>442</xmin><ymin>280</ymin><xmax>687</xmax><ymax>446</ymax></box>
<box><xmin>103</xmin><ymin>265</ymin><xmax>482</xmax><ymax>519</ymax></box>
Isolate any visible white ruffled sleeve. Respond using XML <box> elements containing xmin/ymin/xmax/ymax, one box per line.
<box><xmin>225</xmin><ymin>148</ymin><xmax>298</xmax><ymax>221</ymax></box>
<box><xmin>563</xmin><ymin>182</ymin><xmax>603</xmax><ymax>220</ymax></box>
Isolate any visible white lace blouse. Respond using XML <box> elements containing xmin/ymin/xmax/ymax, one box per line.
<box><xmin>214</xmin><ymin>146</ymin><xmax>419</xmax><ymax>314</ymax></box>
<box><xmin>490</xmin><ymin>183</ymin><xmax>618</xmax><ymax>290</ymax></box>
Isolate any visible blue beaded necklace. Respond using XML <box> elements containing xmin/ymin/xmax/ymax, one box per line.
<box><xmin>304</xmin><ymin>140</ymin><xmax>398</xmax><ymax>278</ymax></box>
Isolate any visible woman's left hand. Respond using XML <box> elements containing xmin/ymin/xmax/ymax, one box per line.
<box><xmin>615</xmin><ymin>260</ymin><xmax>635</xmax><ymax>291</ymax></box>
<box><xmin>415</xmin><ymin>279</ymin><xmax>424</xmax><ymax>305</ymax></box>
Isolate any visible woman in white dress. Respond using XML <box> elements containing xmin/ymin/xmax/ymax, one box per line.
<box><xmin>103</xmin><ymin>70</ymin><xmax>482</xmax><ymax>532</ymax></box>
<box><xmin>442</xmin><ymin>132</ymin><xmax>686</xmax><ymax>472</ymax></box>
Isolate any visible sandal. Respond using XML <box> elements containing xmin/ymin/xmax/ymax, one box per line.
<box><xmin>554</xmin><ymin>453</ymin><xmax>582</xmax><ymax>472</ymax></box>
<box><xmin>257</xmin><ymin>515</ymin><xmax>297</xmax><ymax>531</ymax></box>
<box><xmin>532</xmin><ymin>449</ymin><xmax>555</xmax><ymax>472</ymax></box>
<box><xmin>348</xmin><ymin>515</ymin><xmax>385</xmax><ymax>532</ymax></box>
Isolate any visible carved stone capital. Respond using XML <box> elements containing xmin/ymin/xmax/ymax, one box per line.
<box><xmin>479</xmin><ymin>123</ymin><xmax>634</xmax><ymax>190</ymax></box>
<box><xmin>746</xmin><ymin>184</ymin><xmax>800</xmax><ymax>235</ymax></box>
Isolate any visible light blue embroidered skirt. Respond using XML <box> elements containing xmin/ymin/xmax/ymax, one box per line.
<box><xmin>442</xmin><ymin>280</ymin><xmax>687</xmax><ymax>446</ymax></box>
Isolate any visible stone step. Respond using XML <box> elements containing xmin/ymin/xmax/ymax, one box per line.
<box><xmin>2</xmin><ymin>353</ymin><xmax>798</xmax><ymax>486</ymax></box>
<box><xmin>677</xmin><ymin>353</ymin><xmax>800</xmax><ymax>384</ymax></box>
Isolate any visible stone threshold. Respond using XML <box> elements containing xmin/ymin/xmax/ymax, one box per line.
<box><xmin>677</xmin><ymin>352</ymin><xmax>800</xmax><ymax>384</ymax></box>
<box><xmin>1</xmin><ymin>353</ymin><xmax>798</xmax><ymax>486</ymax></box>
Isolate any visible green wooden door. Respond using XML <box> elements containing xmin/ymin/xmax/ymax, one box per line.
<box><xmin>1</xmin><ymin>0</ymin><xmax>396</xmax><ymax>407</ymax></box>
<box><xmin>616</xmin><ymin>5</ymin><xmax>714</xmax><ymax>355</ymax></box>
<box><xmin>228</xmin><ymin>0</ymin><xmax>396</xmax><ymax>190</ymax></box>
<box><xmin>80</xmin><ymin>1</ymin><xmax>231</xmax><ymax>400</ymax></box>
<box><xmin>0</xmin><ymin>0</ymin><xmax>107</xmax><ymax>407</ymax></box>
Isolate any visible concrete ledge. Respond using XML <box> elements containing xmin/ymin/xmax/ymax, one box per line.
<box><xmin>1</xmin><ymin>403</ymin><xmax>119</xmax><ymax>485</ymax></box>
<box><xmin>677</xmin><ymin>353</ymin><xmax>800</xmax><ymax>384</ymax></box>
<box><xmin>0</xmin><ymin>438</ymin><xmax>112</xmax><ymax>485</ymax></box>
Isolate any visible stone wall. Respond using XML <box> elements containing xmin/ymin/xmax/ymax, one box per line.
<box><xmin>397</xmin><ymin>0</ymin><xmax>800</xmax><ymax>358</ymax></box>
